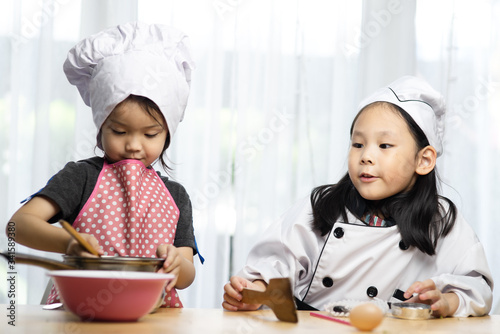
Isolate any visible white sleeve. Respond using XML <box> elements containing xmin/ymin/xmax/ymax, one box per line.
<box><xmin>432</xmin><ymin>227</ymin><xmax>494</xmax><ymax>317</ymax></box>
<box><xmin>433</xmin><ymin>272</ymin><xmax>493</xmax><ymax>317</ymax></box>
<box><xmin>238</xmin><ymin>198</ymin><xmax>322</xmax><ymax>289</ymax></box>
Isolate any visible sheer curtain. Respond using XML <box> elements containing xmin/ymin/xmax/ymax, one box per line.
<box><xmin>1</xmin><ymin>0</ymin><xmax>498</xmax><ymax>312</ymax></box>
<box><xmin>415</xmin><ymin>0</ymin><xmax>500</xmax><ymax>313</ymax></box>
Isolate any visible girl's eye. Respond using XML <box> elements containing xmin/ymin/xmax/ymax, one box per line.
<box><xmin>145</xmin><ymin>133</ymin><xmax>160</xmax><ymax>138</ymax></box>
<box><xmin>379</xmin><ymin>143</ymin><xmax>392</xmax><ymax>149</ymax></box>
<box><xmin>112</xmin><ymin>129</ymin><xmax>125</xmax><ymax>135</ymax></box>
<box><xmin>352</xmin><ymin>143</ymin><xmax>363</xmax><ymax>148</ymax></box>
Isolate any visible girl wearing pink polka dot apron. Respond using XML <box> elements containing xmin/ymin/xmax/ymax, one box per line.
<box><xmin>10</xmin><ymin>22</ymin><xmax>200</xmax><ymax>309</ymax></box>
<box><xmin>45</xmin><ymin>159</ymin><xmax>186</xmax><ymax>307</ymax></box>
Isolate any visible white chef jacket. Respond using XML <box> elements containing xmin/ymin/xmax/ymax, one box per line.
<box><xmin>239</xmin><ymin>197</ymin><xmax>493</xmax><ymax>317</ymax></box>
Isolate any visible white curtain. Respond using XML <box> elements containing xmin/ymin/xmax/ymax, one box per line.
<box><xmin>1</xmin><ymin>0</ymin><xmax>498</xmax><ymax>312</ymax></box>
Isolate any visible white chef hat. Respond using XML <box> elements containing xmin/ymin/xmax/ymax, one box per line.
<box><xmin>63</xmin><ymin>21</ymin><xmax>194</xmax><ymax>140</ymax></box>
<box><xmin>357</xmin><ymin>76</ymin><xmax>446</xmax><ymax>156</ymax></box>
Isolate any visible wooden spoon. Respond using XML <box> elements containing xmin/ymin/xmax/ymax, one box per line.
<box><xmin>241</xmin><ymin>278</ymin><xmax>298</xmax><ymax>323</ymax></box>
<box><xmin>59</xmin><ymin>220</ymin><xmax>100</xmax><ymax>256</ymax></box>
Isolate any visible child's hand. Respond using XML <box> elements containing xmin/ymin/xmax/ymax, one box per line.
<box><xmin>404</xmin><ymin>279</ymin><xmax>459</xmax><ymax>317</ymax></box>
<box><xmin>222</xmin><ymin>276</ymin><xmax>266</xmax><ymax>311</ymax></box>
<box><xmin>65</xmin><ymin>233</ymin><xmax>103</xmax><ymax>257</ymax></box>
<box><xmin>156</xmin><ymin>244</ymin><xmax>182</xmax><ymax>291</ymax></box>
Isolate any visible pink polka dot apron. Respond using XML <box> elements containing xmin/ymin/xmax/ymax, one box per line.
<box><xmin>47</xmin><ymin>159</ymin><xmax>183</xmax><ymax>308</ymax></box>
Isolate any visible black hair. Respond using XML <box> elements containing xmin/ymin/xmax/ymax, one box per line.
<box><xmin>96</xmin><ymin>94</ymin><xmax>172</xmax><ymax>172</ymax></box>
<box><xmin>310</xmin><ymin>102</ymin><xmax>456</xmax><ymax>255</ymax></box>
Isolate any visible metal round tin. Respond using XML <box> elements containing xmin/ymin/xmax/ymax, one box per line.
<box><xmin>391</xmin><ymin>303</ymin><xmax>432</xmax><ymax>320</ymax></box>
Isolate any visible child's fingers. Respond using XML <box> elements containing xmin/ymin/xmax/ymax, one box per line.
<box><xmin>159</xmin><ymin>244</ymin><xmax>179</xmax><ymax>272</ymax></box>
<box><xmin>223</xmin><ymin>292</ymin><xmax>244</xmax><ymax>308</ymax></box>
<box><xmin>160</xmin><ymin>263</ymin><xmax>180</xmax><ymax>291</ymax></box>
<box><xmin>404</xmin><ymin>279</ymin><xmax>436</xmax><ymax>299</ymax></box>
<box><xmin>222</xmin><ymin>292</ymin><xmax>261</xmax><ymax>311</ymax></box>
<box><xmin>224</xmin><ymin>282</ymin><xmax>243</xmax><ymax>301</ymax></box>
<box><xmin>86</xmin><ymin>235</ymin><xmax>104</xmax><ymax>255</ymax></box>
<box><xmin>418</xmin><ymin>279</ymin><xmax>437</xmax><ymax>291</ymax></box>
<box><xmin>165</xmin><ymin>274</ymin><xmax>178</xmax><ymax>291</ymax></box>
<box><xmin>403</xmin><ymin>281</ymin><xmax>422</xmax><ymax>299</ymax></box>
<box><xmin>404</xmin><ymin>294</ymin><xmax>421</xmax><ymax>303</ymax></box>
<box><xmin>66</xmin><ymin>237</ymin><xmax>100</xmax><ymax>257</ymax></box>
<box><xmin>223</xmin><ymin>277</ymin><xmax>264</xmax><ymax>311</ymax></box>
<box><xmin>156</xmin><ymin>244</ymin><xmax>168</xmax><ymax>258</ymax></box>
<box><xmin>418</xmin><ymin>288</ymin><xmax>441</xmax><ymax>304</ymax></box>
<box><xmin>222</xmin><ymin>298</ymin><xmax>240</xmax><ymax>311</ymax></box>
<box><xmin>228</xmin><ymin>276</ymin><xmax>247</xmax><ymax>292</ymax></box>
<box><xmin>163</xmin><ymin>255</ymin><xmax>181</xmax><ymax>273</ymax></box>
<box><xmin>225</xmin><ymin>276</ymin><xmax>257</xmax><ymax>301</ymax></box>
<box><xmin>428</xmin><ymin>294</ymin><xmax>450</xmax><ymax>317</ymax></box>
<box><xmin>415</xmin><ymin>280</ymin><xmax>439</xmax><ymax>301</ymax></box>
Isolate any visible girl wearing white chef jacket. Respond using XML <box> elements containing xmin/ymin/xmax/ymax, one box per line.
<box><xmin>7</xmin><ymin>22</ymin><xmax>200</xmax><ymax>308</ymax></box>
<box><xmin>223</xmin><ymin>76</ymin><xmax>493</xmax><ymax>317</ymax></box>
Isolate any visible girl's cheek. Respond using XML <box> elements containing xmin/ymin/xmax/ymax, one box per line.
<box><xmin>393</xmin><ymin>154</ymin><xmax>416</xmax><ymax>174</ymax></box>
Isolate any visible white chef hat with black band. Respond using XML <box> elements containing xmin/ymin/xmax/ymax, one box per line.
<box><xmin>63</xmin><ymin>21</ymin><xmax>194</xmax><ymax>140</ymax></box>
<box><xmin>357</xmin><ymin>76</ymin><xmax>446</xmax><ymax>157</ymax></box>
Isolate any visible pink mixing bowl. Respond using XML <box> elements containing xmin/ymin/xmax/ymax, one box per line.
<box><xmin>47</xmin><ymin>270</ymin><xmax>174</xmax><ymax>321</ymax></box>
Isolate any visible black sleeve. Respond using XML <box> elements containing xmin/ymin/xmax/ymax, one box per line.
<box><xmin>35</xmin><ymin>157</ymin><xmax>102</xmax><ymax>224</ymax></box>
<box><xmin>162</xmin><ymin>177</ymin><xmax>197</xmax><ymax>255</ymax></box>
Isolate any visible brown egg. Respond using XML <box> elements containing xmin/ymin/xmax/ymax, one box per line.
<box><xmin>349</xmin><ymin>303</ymin><xmax>384</xmax><ymax>331</ymax></box>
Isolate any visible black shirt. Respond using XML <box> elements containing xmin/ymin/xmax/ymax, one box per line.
<box><xmin>35</xmin><ymin>156</ymin><xmax>197</xmax><ymax>253</ymax></box>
